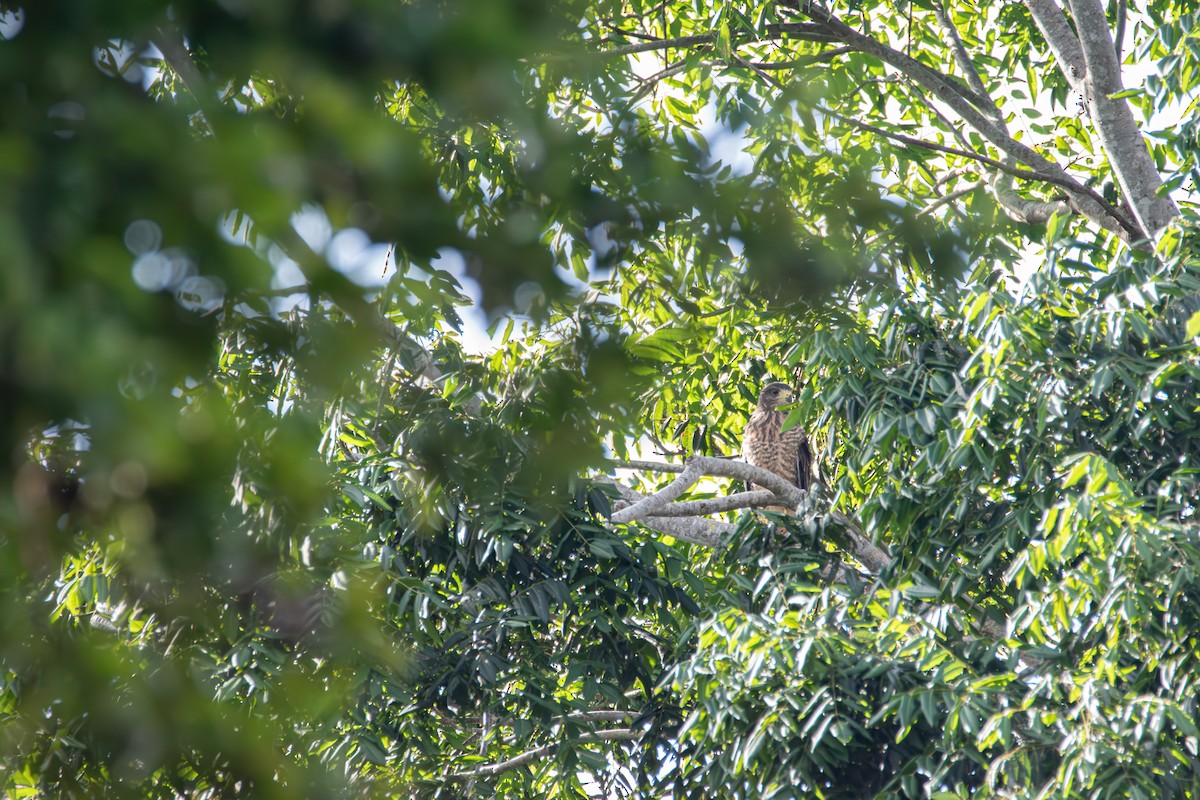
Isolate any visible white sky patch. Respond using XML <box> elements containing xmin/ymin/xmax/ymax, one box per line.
<box><xmin>429</xmin><ymin>248</ymin><xmax>496</xmax><ymax>351</ymax></box>
<box><xmin>0</xmin><ymin>7</ymin><xmax>24</xmax><ymax>39</ymax></box>
<box><xmin>697</xmin><ymin>103</ymin><xmax>755</xmax><ymax>177</ymax></box>
<box><xmin>267</xmin><ymin>243</ymin><xmax>309</xmax><ymax>314</ymax></box>
<box><xmin>291</xmin><ymin>204</ymin><xmax>333</xmax><ymax>252</ymax></box>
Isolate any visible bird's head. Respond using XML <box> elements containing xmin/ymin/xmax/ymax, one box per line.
<box><xmin>757</xmin><ymin>381</ymin><xmax>794</xmax><ymax>410</ymax></box>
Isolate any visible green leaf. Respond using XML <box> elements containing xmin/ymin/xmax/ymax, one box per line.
<box><xmin>1185</xmin><ymin>310</ymin><xmax>1200</xmax><ymax>340</ymax></box>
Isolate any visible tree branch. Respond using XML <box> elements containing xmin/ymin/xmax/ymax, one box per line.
<box><xmin>608</xmin><ymin>483</ymin><xmax>731</xmax><ymax>547</ymax></box>
<box><xmin>150</xmin><ymin>25</ymin><xmax>220</xmax><ymax>132</ymax></box>
<box><xmin>750</xmin><ymin>46</ymin><xmax>855</xmax><ymax>70</ymax></box>
<box><xmin>919</xmin><ymin>180</ymin><xmax>985</xmax><ymax>217</ymax></box>
<box><xmin>1113</xmin><ymin>0</ymin><xmax>1126</xmax><ymax>64</ymax></box>
<box><xmin>607</xmin><ymin>457</ymin><xmax>897</xmax><ymax>572</ymax></box>
<box><xmin>610</xmin><ymin>461</ymin><xmax>704</xmax><ymax>523</ymax></box>
<box><xmin>624</xmin><ymin>489</ymin><xmax>780</xmax><ymax>517</ymax></box>
<box><xmin>609</xmin><ymin>462</ymin><xmax>1007</xmax><ymax>649</ymax></box>
<box><xmin>569</xmin><ymin>21</ymin><xmax>850</xmax><ymax>62</ymax></box>
<box><xmin>827</xmin><ymin>510</ymin><xmax>892</xmax><ymax>574</ymax></box>
<box><xmin>991</xmin><ymin>172</ymin><xmax>1072</xmax><ymax>224</ymax></box>
<box><xmin>588</xmin><ymin>32</ymin><xmax>719</xmax><ymax>58</ymax></box>
<box><xmin>1065</xmin><ymin>0</ymin><xmax>1178</xmax><ymax>237</ymax></box>
<box><xmin>587</xmin><ymin>8</ymin><xmax>1141</xmax><ymax>239</ymax></box>
<box><xmin>1021</xmin><ymin>0</ymin><xmax>1087</xmax><ymax>83</ymax></box>
<box><xmin>611</xmin><ymin>459</ymin><xmax>689</xmax><ymax>473</ymax></box>
<box><xmin>447</xmin><ymin>728</ymin><xmax>642</xmax><ymax>780</ymax></box>
<box><xmin>800</xmin><ymin>3</ymin><xmax>1142</xmax><ymax>241</ymax></box>
<box><xmin>820</xmin><ymin>106</ymin><xmax>1038</xmax><ymax>179</ymax></box>
<box><xmin>931</xmin><ymin>2</ymin><xmax>1001</xmax><ymax>122</ymax></box>
<box><xmin>863</xmin><ymin>180</ymin><xmax>986</xmax><ymax>248</ymax></box>
<box><xmin>643</xmin><ymin>514</ymin><xmax>734</xmax><ymax>547</ymax></box>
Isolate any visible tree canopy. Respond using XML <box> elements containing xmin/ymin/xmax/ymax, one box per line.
<box><xmin>3</xmin><ymin>0</ymin><xmax>1200</xmax><ymax>798</ymax></box>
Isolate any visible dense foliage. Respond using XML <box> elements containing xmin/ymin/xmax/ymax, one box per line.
<box><xmin>2</xmin><ymin>0</ymin><xmax>1199</xmax><ymax>798</ymax></box>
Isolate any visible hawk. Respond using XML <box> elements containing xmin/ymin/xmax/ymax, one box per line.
<box><xmin>741</xmin><ymin>381</ymin><xmax>812</xmax><ymax>512</ymax></box>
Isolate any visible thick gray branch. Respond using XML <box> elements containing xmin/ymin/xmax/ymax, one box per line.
<box><xmin>1065</xmin><ymin>0</ymin><xmax>1179</xmax><ymax>237</ymax></box>
<box><xmin>932</xmin><ymin>2</ymin><xmax>1001</xmax><ymax>122</ymax></box>
<box><xmin>802</xmin><ymin>4</ymin><xmax>1140</xmax><ymax>241</ymax></box>
<box><xmin>610</xmin><ymin>462</ymin><xmax>704</xmax><ymax>523</ymax></box>
<box><xmin>610</xmin><ymin>483</ymin><xmax>731</xmax><ymax>546</ymax></box>
<box><xmin>643</xmin><ymin>514</ymin><xmax>734</xmax><ymax>547</ymax></box>
<box><xmin>447</xmin><ymin>728</ymin><xmax>641</xmax><ymax>780</ymax></box>
<box><xmin>609</xmin><ymin>464</ymin><xmax>1009</xmax><ymax>652</ymax></box>
<box><xmin>827</xmin><ymin>510</ymin><xmax>892</xmax><ymax>574</ymax></box>
<box><xmin>991</xmin><ymin>171</ymin><xmax>1072</xmax><ymax>224</ymax></box>
<box><xmin>609</xmin><ymin>456</ymin><xmax>807</xmax><ymax>514</ymax></box>
<box><xmin>609</xmin><ymin>458</ymin><xmax>895</xmax><ymax>572</ymax></box>
<box><xmin>1022</xmin><ymin>0</ymin><xmax>1086</xmax><ymax>82</ymax></box>
<box><xmin>630</xmin><ymin>489</ymin><xmax>781</xmax><ymax>516</ymax></box>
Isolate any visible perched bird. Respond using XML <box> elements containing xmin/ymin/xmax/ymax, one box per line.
<box><xmin>741</xmin><ymin>381</ymin><xmax>812</xmax><ymax>512</ymax></box>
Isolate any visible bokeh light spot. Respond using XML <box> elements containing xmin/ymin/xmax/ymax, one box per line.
<box><xmin>47</xmin><ymin>101</ymin><xmax>85</xmax><ymax>138</ymax></box>
<box><xmin>124</xmin><ymin>219</ymin><xmax>163</xmax><ymax>255</ymax></box>
<box><xmin>0</xmin><ymin>7</ymin><xmax>24</xmax><ymax>40</ymax></box>
<box><xmin>176</xmin><ymin>275</ymin><xmax>226</xmax><ymax>314</ymax></box>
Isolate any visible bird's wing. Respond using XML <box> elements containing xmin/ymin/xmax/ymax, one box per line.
<box><xmin>795</xmin><ymin>432</ymin><xmax>813</xmax><ymax>492</ymax></box>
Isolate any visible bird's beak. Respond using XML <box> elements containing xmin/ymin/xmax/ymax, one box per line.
<box><xmin>781</xmin><ymin>389</ymin><xmax>794</xmax><ymax>402</ymax></box>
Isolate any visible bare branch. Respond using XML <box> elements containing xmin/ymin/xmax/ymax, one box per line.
<box><xmin>608</xmin><ymin>483</ymin><xmax>731</xmax><ymax>547</ymax></box>
<box><xmin>447</xmin><ymin>728</ymin><xmax>642</xmax><ymax>780</ymax></box>
<box><xmin>991</xmin><ymin>171</ymin><xmax>1072</xmax><ymax>224</ymax></box>
<box><xmin>611</xmin><ymin>459</ymin><xmax>688</xmax><ymax>474</ymax></box>
<box><xmin>599</xmin><ymin>24</ymin><xmax>666</xmax><ymax>43</ymax></box>
<box><xmin>610</xmin><ymin>461</ymin><xmax>704</xmax><ymax>523</ymax></box>
<box><xmin>827</xmin><ymin>510</ymin><xmax>892</xmax><ymax>573</ymax></box>
<box><xmin>609</xmin><ymin>466</ymin><xmax>1005</xmax><ymax>651</ymax></box>
<box><xmin>587</xmin><ymin>32</ymin><xmax>719</xmax><ymax>58</ymax></box>
<box><xmin>625</xmin><ymin>489</ymin><xmax>780</xmax><ymax>517</ymax></box>
<box><xmin>642</xmin><ymin>514</ymin><xmax>734</xmax><ymax>547</ymax></box>
<box><xmin>1113</xmin><ymin>0</ymin><xmax>1126</xmax><ymax>64</ymax></box>
<box><xmin>610</xmin><ymin>456</ymin><xmax>805</xmax><ymax>511</ymax></box>
<box><xmin>918</xmin><ymin>180</ymin><xmax>985</xmax><ymax>217</ymax></box>
<box><xmin>729</xmin><ymin>52</ymin><xmax>787</xmax><ymax>92</ymax></box>
<box><xmin>1065</xmin><ymin>0</ymin><xmax>1179</xmax><ymax>237</ymax></box>
<box><xmin>1022</xmin><ymin>0</ymin><xmax>1087</xmax><ymax>84</ymax></box>
<box><xmin>932</xmin><ymin>2</ymin><xmax>1001</xmax><ymax>122</ymax></box>
<box><xmin>684</xmin><ymin>456</ymin><xmax>803</xmax><ymax>500</ymax></box>
<box><xmin>801</xmin><ymin>3</ymin><xmax>1142</xmax><ymax>241</ymax></box>
<box><xmin>863</xmin><ymin>180</ymin><xmax>986</xmax><ymax>248</ymax></box>
<box><xmin>631</xmin><ymin>59</ymin><xmax>722</xmax><ymax>103</ymax></box>
<box><xmin>750</xmin><ymin>46</ymin><xmax>855</xmax><ymax>70</ymax></box>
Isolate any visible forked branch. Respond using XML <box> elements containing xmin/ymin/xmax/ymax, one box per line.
<box><xmin>609</xmin><ymin>456</ymin><xmax>891</xmax><ymax>572</ymax></box>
